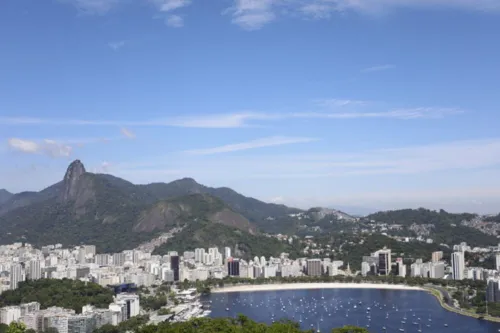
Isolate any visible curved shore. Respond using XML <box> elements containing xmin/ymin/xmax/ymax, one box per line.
<box><xmin>211</xmin><ymin>282</ymin><xmax>424</xmax><ymax>293</ymax></box>
<box><xmin>211</xmin><ymin>282</ymin><xmax>500</xmax><ymax>323</ymax></box>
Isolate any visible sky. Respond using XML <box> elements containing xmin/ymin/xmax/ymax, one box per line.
<box><xmin>1</xmin><ymin>0</ymin><xmax>500</xmax><ymax>214</ymax></box>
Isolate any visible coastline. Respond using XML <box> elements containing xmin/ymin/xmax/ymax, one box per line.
<box><xmin>211</xmin><ymin>282</ymin><xmax>500</xmax><ymax>323</ymax></box>
<box><xmin>211</xmin><ymin>282</ymin><xmax>424</xmax><ymax>293</ymax></box>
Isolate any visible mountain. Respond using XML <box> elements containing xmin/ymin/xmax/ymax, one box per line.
<box><xmin>0</xmin><ymin>189</ymin><xmax>13</xmax><ymax>205</ymax></box>
<box><xmin>138</xmin><ymin>178</ymin><xmax>302</xmax><ymax>230</ymax></box>
<box><xmin>365</xmin><ymin>208</ymin><xmax>498</xmax><ymax>247</ymax></box>
<box><xmin>0</xmin><ymin>160</ymin><xmax>296</xmax><ymax>256</ymax></box>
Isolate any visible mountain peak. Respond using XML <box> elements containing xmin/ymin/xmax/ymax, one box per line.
<box><xmin>61</xmin><ymin>159</ymin><xmax>86</xmax><ymax>201</ymax></box>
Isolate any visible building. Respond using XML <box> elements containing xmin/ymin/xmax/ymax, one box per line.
<box><xmin>227</xmin><ymin>258</ymin><xmax>240</xmax><ymax>277</ymax></box>
<box><xmin>112</xmin><ymin>253</ymin><xmax>126</xmax><ymax>266</ymax></box>
<box><xmin>306</xmin><ymin>259</ymin><xmax>321</xmax><ymax>276</ymax></box>
<box><xmin>487</xmin><ymin>279</ymin><xmax>500</xmax><ymax>303</ymax></box>
<box><xmin>361</xmin><ymin>262</ymin><xmax>370</xmax><ymax>276</ymax></box>
<box><xmin>114</xmin><ymin>294</ymin><xmax>140</xmax><ymax>319</ymax></box>
<box><xmin>0</xmin><ymin>306</ymin><xmax>21</xmax><ymax>325</ymax></box>
<box><xmin>430</xmin><ymin>262</ymin><xmax>445</xmax><ymax>279</ymax></box>
<box><xmin>224</xmin><ymin>247</ymin><xmax>231</xmax><ymax>260</ymax></box>
<box><xmin>451</xmin><ymin>251</ymin><xmax>465</xmax><ymax>280</ymax></box>
<box><xmin>377</xmin><ymin>249</ymin><xmax>392</xmax><ymax>276</ymax></box>
<box><xmin>496</xmin><ymin>254</ymin><xmax>500</xmax><ymax>271</ymax></box>
<box><xmin>10</xmin><ymin>263</ymin><xmax>24</xmax><ymax>290</ymax></box>
<box><xmin>432</xmin><ymin>251</ymin><xmax>444</xmax><ymax>263</ymax></box>
<box><xmin>27</xmin><ymin>260</ymin><xmax>42</xmax><ymax>280</ymax></box>
<box><xmin>170</xmin><ymin>255</ymin><xmax>180</xmax><ymax>282</ymax></box>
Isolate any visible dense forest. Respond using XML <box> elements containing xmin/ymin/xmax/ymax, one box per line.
<box><xmin>0</xmin><ymin>279</ymin><xmax>114</xmax><ymax>313</ymax></box>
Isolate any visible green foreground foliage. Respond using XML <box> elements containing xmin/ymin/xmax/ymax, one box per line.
<box><xmin>95</xmin><ymin>316</ymin><xmax>368</xmax><ymax>333</ymax></box>
<box><xmin>0</xmin><ymin>279</ymin><xmax>114</xmax><ymax>313</ymax></box>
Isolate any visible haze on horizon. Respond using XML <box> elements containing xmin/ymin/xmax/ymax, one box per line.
<box><xmin>1</xmin><ymin>0</ymin><xmax>499</xmax><ymax>215</ymax></box>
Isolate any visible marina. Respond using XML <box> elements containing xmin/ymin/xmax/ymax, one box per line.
<box><xmin>208</xmin><ymin>288</ymin><xmax>500</xmax><ymax>332</ymax></box>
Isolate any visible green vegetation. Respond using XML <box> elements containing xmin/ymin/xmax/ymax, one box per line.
<box><xmin>0</xmin><ymin>279</ymin><xmax>114</xmax><ymax>313</ymax></box>
<box><xmin>366</xmin><ymin>208</ymin><xmax>498</xmax><ymax>247</ymax></box>
<box><xmin>314</xmin><ymin>233</ymin><xmax>449</xmax><ymax>271</ymax></box>
<box><xmin>93</xmin><ymin>315</ymin><xmax>150</xmax><ymax>333</ymax></box>
<box><xmin>153</xmin><ymin>220</ymin><xmax>303</xmax><ymax>259</ymax></box>
<box><xmin>96</xmin><ymin>315</ymin><xmax>366</xmax><ymax>333</ymax></box>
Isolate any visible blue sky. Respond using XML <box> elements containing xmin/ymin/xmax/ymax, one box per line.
<box><xmin>1</xmin><ymin>0</ymin><xmax>500</xmax><ymax>213</ymax></box>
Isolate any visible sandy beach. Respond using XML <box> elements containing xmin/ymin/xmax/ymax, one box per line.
<box><xmin>211</xmin><ymin>282</ymin><xmax>424</xmax><ymax>293</ymax></box>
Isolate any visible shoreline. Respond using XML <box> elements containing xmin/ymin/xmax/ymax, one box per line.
<box><xmin>211</xmin><ymin>282</ymin><xmax>424</xmax><ymax>293</ymax></box>
<box><xmin>210</xmin><ymin>282</ymin><xmax>500</xmax><ymax>323</ymax></box>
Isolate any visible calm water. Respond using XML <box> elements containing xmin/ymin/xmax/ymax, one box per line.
<box><xmin>208</xmin><ymin>288</ymin><xmax>500</xmax><ymax>333</ymax></box>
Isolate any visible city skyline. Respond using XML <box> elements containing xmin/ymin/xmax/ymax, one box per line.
<box><xmin>1</xmin><ymin>1</ymin><xmax>500</xmax><ymax>213</ymax></box>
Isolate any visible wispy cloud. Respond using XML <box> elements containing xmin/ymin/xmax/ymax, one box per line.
<box><xmin>314</xmin><ymin>99</ymin><xmax>368</xmax><ymax>107</ymax></box>
<box><xmin>153</xmin><ymin>0</ymin><xmax>191</xmax><ymax>12</ymax></box>
<box><xmin>224</xmin><ymin>0</ymin><xmax>500</xmax><ymax>30</ymax></box>
<box><xmin>108</xmin><ymin>40</ymin><xmax>126</xmax><ymax>51</ymax></box>
<box><xmin>224</xmin><ymin>0</ymin><xmax>276</xmax><ymax>30</ymax></box>
<box><xmin>361</xmin><ymin>64</ymin><xmax>396</xmax><ymax>73</ymax></box>
<box><xmin>165</xmin><ymin>15</ymin><xmax>184</xmax><ymax>27</ymax></box>
<box><xmin>184</xmin><ymin>136</ymin><xmax>318</xmax><ymax>155</ymax></box>
<box><xmin>120</xmin><ymin>127</ymin><xmax>136</xmax><ymax>139</ymax></box>
<box><xmin>7</xmin><ymin>138</ymin><xmax>72</xmax><ymax>158</ymax></box>
<box><xmin>59</xmin><ymin>0</ymin><xmax>118</xmax><ymax>14</ymax></box>
<box><xmin>0</xmin><ymin>106</ymin><xmax>463</xmax><ymax>129</ymax></box>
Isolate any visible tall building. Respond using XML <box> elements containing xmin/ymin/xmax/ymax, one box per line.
<box><xmin>27</xmin><ymin>259</ymin><xmax>42</xmax><ymax>280</ymax></box>
<box><xmin>496</xmin><ymin>254</ymin><xmax>500</xmax><ymax>271</ymax></box>
<box><xmin>170</xmin><ymin>255</ymin><xmax>180</xmax><ymax>282</ymax></box>
<box><xmin>194</xmin><ymin>248</ymin><xmax>205</xmax><ymax>263</ymax></box>
<box><xmin>451</xmin><ymin>251</ymin><xmax>465</xmax><ymax>280</ymax></box>
<box><xmin>377</xmin><ymin>249</ymin><xmax>392</xmax><ymax>276</ymax></box>
<box><xmin>227</xmin><ymin>258</ymin><xmax>240</xmax><ymax>277</ymax></box>
<box><xmin>306</xmin><ymin>259</ymin><xmax>322</xmax><ymax>276</ymax></box>
<box><xmin>224</xmin><ymin>247</ymin><xmax>231</xmax><ymax>260</ymax></box>
<box><xmin>115</xmin><ymin>294</ymin><xmax>140</xmax><ymax>319</ymax></box>
<box><xmin>10</xmin><ymin>263</ymin><xmax>24</xmax><ymax>290</ymax></box>
<box><xmin>432</xmin><ymin>251</ymin><xmax>444</xmax><ymax>263</ymax></box>
<box><xmin>487</xmin><ymin>279</ymin><xmax>500</xmax><ymax>303</ymax></box>
<box><xmin>430</xmin><ymin>262</ymin><xmax>445</xmax><ymax>279</ymax></box>
<box><xmin>112</xmin><ymin>253</ymin><xmax>126</xmax><ymax>266</ymax></box>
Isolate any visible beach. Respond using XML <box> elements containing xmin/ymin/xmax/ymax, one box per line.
<box><xmin>211</xmin><ymin>282</ymin><xmax>424</xmax><ymax>293</ymax></box>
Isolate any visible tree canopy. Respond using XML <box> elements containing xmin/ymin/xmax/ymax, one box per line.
<box><xmin>0</xmin><ymin>278</ymin><xmax>114</xmax><ymax>313</ymax></box>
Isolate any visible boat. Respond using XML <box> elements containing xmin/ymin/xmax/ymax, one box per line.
<box><xmin>225</xmin><ymin>308</ymin><xmax>229</xmax><ymax>311</ymax></box>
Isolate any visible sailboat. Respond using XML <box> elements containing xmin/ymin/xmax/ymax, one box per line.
<box><xmin>418</xmin><ymin>323</ymin><xmax>422</xmax><ymax>333</ymax></box>
<box><xmin>399</xmin><ymin>323</ymin><xmax>405</xmax><ymax>332</ymax></box>
<box><xmin>316</xmin><ymin>322</ymin><xmax>321</xmax><ymax>333</ymax></box>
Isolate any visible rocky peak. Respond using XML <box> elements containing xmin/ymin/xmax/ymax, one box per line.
<box><xmin>61</xmin><ymin>159</ymin><xmax>86</xmax><ymax>202</ymax></box>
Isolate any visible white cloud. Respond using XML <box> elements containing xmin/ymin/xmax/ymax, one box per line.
<box><xmin>7</xmin><ymin>138</ymin><xmax>72</xmax><ymax>158</ymax></box>
<box><xmin>165</xmin><ymin>14</ymin><xmax>184</xmax><ymax>27</ymax></box>
<box><xmin>153</xmin><ymin>0</ymin><xmax>191</xmax><ymax>12</ymax></box>
<box><xmin>59</xmin><ymin>0</ymin><xmax>118</xmax><ymax>14</ymax></box>
<box><xmin>108</xmin><ymin>41</ymin><xmax>126</xmax><ymax>51</ymax></box>
<box><xmin>120</xmin><ymin>127</ymin><xmax>136</xmax><ymax>139</ymax></box>
<box><xmin>0</xmin><ymin>105</ymin><xmax>462</xmax><ymax>129</ymax></box>
<box><xmin>292</xmin><ymin>107</ymin><xmax>463</xmax><ymax>120</ymax></box>
<box><xmin>225</xmin><ymin>0</ymin><xmax>500</xmax><ymax>29</ymax></box>
<box><xmin>361</xmin><ymin>64</ymin><xmax>396</xmax><ymax>73</ymax></box>
<box><xmin>184</xmin><ymin>136</ymin><xmax>318</xmax><ymax>155</ymax></box>
<box><xmin>224</xmin><ymin>0</ymin><xmax>277</xmax><ymax>30</ymax></box>
<box><xmin>315</xmin><ymin>98</ymin><xmax>368</xmax><ymax>107</ymax></box>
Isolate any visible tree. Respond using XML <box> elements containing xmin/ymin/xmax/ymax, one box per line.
<box><xmin>6</xmin><ymin>322</ymin><xmax>26</xmax><ymax>333</ymax></box>
<box><xmin>331</xmin><ymin>326</ymin><xmax>369</xmax><ymax>333</ymax></box>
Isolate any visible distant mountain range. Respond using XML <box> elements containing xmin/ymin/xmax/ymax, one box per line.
<box><xmin>2</xmin><ymin>160</ymin><xmax>497</xmax><ymax>256</ymax></box>
<box><xmin>0</xmin><ymin>160</ymin><xmax>304</xmax><ymax>255</ymax></box>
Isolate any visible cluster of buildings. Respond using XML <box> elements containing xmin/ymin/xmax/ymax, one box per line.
<box><xmin>0</xmin><ymin>293</ymin><xmax>139</xmax><ymax>333</ymax></box>
<box><xmin>0</xmin><ymin>242</ymin><xmax>355</xmax><ymax>294</ymax></box>
<box><xmin>360</xmin><ymin>243</ymin><xmax>500</xmax><ymax>282</ymax></box>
